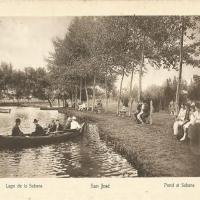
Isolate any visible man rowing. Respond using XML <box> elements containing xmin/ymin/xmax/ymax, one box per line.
<box><xmin>12</xmin><ymin>118</ymin><xmax>24</xmax><ymax>136</ymax></box>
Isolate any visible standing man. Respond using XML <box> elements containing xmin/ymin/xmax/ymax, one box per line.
<box><xmin>12</xmin><ymin>118</ymin><xmax>24</xmax><ymax>136</ymax></box>
<box><xmin>32</xmin><ymin>119</ymin><xmax>45</xmax><ymax>136</ymax></box>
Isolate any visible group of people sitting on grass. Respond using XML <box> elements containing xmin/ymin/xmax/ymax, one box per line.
<box><xmin>134</xmin><ymin>101</ymin><xmax>150</xmax><ymax>124</ymax></box>
<box><xmin>78</xmin><ymin>99</ymin><xmax>103</xmax><ymax>113</ymax></box>
<box><xmin>12</xmin><ymin>116</ymin><xmax>81</xmax><ymax>136</ymax></box>
<box><xmin>173</xmin><ymin>102</ymin><xmax>200</xmax><ymax>142</ymax></box>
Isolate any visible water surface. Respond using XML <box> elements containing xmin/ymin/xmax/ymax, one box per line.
<box><xmin>0</xmin><ymin>107</ymin><xmax>137</xmax><ymax>177</ymax></box>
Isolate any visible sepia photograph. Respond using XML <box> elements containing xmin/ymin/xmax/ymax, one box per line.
<box><xmin>0</xmin><ymin>15</ymin><xmax>199</xmax><ymax>179</ymax></box>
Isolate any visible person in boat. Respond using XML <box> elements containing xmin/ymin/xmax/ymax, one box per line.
<box><xmin>12</xmin><ymin>118</ymin><xmax>24</xmax><ymax>136</ymax></box>
<box><xmin>65</xmin><ymin>117</ymin><xmax>72</xmax><ymax>129</ymax></box>
<box><xmin>173</xmin><ymin>104</ymin><xmax>187</xmax><ymax>136</ymax></box>
<box><xmin>32</xmin><ymin>119</ymin><xmax>45</xmax><ymax>136</ymax></box>
<box><xmin>48</xmin><ymin>120</ymin><xmax>56</xmax><ymax>132</ymax></box>
<box><xmin>70</xmin><ymin>116</ymin><xmax>81</xmax><ymax>130</ymax></box>
<box><xmin>55</xmin><ymin>119</ymin><xmax>63</xmax><ymax>132</ymax></box>
<box><xmin>188</xmin><ymin>103</ymin><xmax>200</xmax><ymax>144</ymax></box>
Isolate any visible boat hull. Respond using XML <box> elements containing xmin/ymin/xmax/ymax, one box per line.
<box><xmin>0</xmin><ymin>124</ymin><xmax>85</xmax><ymax>149</ymax></box>
<box><xmin>0</xmin><ymin>108</ymin><xmax>11</xmax><ymax>113</ymax></box>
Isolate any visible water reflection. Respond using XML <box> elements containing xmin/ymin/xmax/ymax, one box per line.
<box><xmin>0</xmin><ymin>107</ymin><xmax>137</xmax><ymax>177</ymax></box>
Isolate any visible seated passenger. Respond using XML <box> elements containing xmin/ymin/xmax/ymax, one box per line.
<box><xmin>32</xmin><ymin>119</ymin><xmax>45</xmax><ymax>136</ymax></box>
<box><xmin>70</xmin><ymin>116</ymin><xmax>81</xmax><ymax>130</ymax></box>
<box><xmin>173</xmin><ymin>104</ymin><xmax>186</xmax><ymax>136</ymax></box>
<box><xmin>65</xmin><ymin>117</ymin><xmax>72</xmax><ymax>129</ymax></box>
<box><xmin>48</xmin><ymin>120</ymin><xmax>56</xmax><ymax>132</ymax></box>
<box><xmin>55</xmin><ymin>119</ymin><xmax>63</xmax><ymax>132</ymax></box>
<box><xmin>12</xmin><ymin>118</ymin><xmax>24</xmax><ymax>136</ymax></box>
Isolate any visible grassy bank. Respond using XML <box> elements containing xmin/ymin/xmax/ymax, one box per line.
<box><xmin>59</xmin><ymin>108</ymin><xmax>200</xmax><ymax>177</ymax></box>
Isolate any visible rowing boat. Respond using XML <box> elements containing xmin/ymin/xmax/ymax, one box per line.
<box><xmin>40</xmin><ymin>107</ymin><xmax>63</xmax><ymax>110</ymax></box>
<box><xmin>0</xmin><ymin>123</ymin><xmax>86</xmax><ymax>149</ymax></box>
<box><xmin>0</xmin><ymin>108</ymin><xmax>11</xmax><ymax>113</ymax></box>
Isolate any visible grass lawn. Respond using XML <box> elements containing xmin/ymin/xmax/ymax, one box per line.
<box><xmin>60</xmin><ymin>108</ymin><xmax>200</xmax><ymax>177</ymax></box>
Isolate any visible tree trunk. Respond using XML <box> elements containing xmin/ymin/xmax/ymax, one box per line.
<box><xmin>84</xmin><ymin>78</ymin><xmax>89</xmax><ymax>110</ymax></box>
<box><xmin>105</xmin><ymin>70</ymin><xmax>108</xmax><ymax>112</ymax></box>
<box><xmin>75</xmin><ymin>86</ymin><xmax>78</xmax><ymax>109</ymax></box>
<box><xmin>92</xmin><ymin>74</ymin><xmax>96</xmax><ymax>111</ymax></box>
<box><xmin>47</xmin><ymin>98</ymin><xmax>53</xmax><ymax>107</ymax></box>
<box><xmin>117</xmin><ymin>68</ymin><xmax>125</xmax><ymax>115</ymax></box>
<box><xmin>57</xmin><ymin>97</ymin><xmax>60</xmax><ymax>107</ymax></box>
<box><xmin>62</xmin><ymin>99</ymin><xmax>65</xmax><ymax>107</ymax></box>
<box><xmin>138</xmin><ymin>35</ymin><xmax>145</xmax><ymax>102</ymax></box>
<box><xmin>175</xmin><ymin>18</ymin><xmax>184</xmax><ymax>115</ymax></box>
<box><xmin>128</xmin><ymin>66</ymin><xmax>134</xmax><ymax>116</ymax></box>
<box><xmin>79</xmin><ymin>78</ymin><xmax>82</xmax><ymax>103</ymax></box>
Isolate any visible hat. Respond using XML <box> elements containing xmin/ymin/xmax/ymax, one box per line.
<box><xmin>16</xmin><ymin>118</ymin><xmax>21</xmax><ymax>123</ymax></box>
<box><xmin>195</xmin><ymin>102</ymin><xmax>200</xmax><ymax>109</ymax></box>
<box><xmin>33</xmin><ymin>119</ymin><xmax>38</xmax><ymax>123</ymax></box>
<box><xmin>72</xmin><ymin>116</ymin><xmax>76</xmax><ymax>120</ymax></box>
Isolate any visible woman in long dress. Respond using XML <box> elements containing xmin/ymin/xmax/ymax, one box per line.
<box><xmin>188</xmin><ymin>103</ymin><xmax>200</xmax><ymax>154</ymax></box>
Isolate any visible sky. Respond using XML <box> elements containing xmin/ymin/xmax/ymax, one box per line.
<box><xmin>118</xmin><ymin>64</ymin><xmax>200</xmax><ymax>90</ymax></box>
<box><xmin>0</xmin><ymin>17</ymin><xmax>72</xmax><ymax>68</ymax></box>
<box><xmin>0</xmin><ymin>17</ymin><xmax>199</xmax><ymax>90</ymax></box>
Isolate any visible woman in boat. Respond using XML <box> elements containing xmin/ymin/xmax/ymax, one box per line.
<box><xmin>55</xmin><ymin>119</ymin><xmax>63</xmax><ymax>132</ymax></box>
<box><xmin>32</xmin><ymin>119</ymin><xmax>45</xmax><ymax>136</ymax></box>
<box><xmin>12</xmin><ymin>118</ymin><xmax>24</xmax><ymax>136</ymax></box>
<box><xmin>70</xmin><ymin>116</ymin><xmax>81</xmax><ymax>130</ymax></box>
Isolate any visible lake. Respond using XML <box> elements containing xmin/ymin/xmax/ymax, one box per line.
<box><xmin>0</xmin><ymin>107</ymin><xmax>137</xmax><ymax>177</ymax></box>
